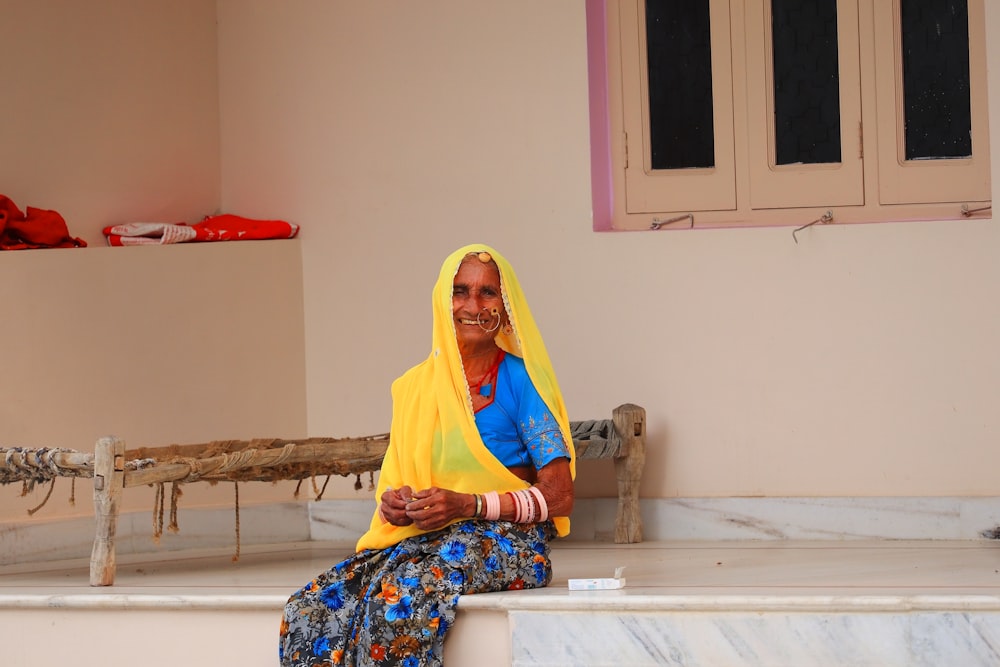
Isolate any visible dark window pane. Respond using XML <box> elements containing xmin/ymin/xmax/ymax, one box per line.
<box><xmin>771</xmin><ymin>0</ymin><xmax>842</xmax><ymax>165</ymax></box>
<box><xmin>645</xmin><ymin>1</ymin><xmax>714</xmax><ymax>170</ymax></box>
<box><xmin>901</xmin><ymin>0</ymin><xmax>971</xmax><ymax>159</ymax></box>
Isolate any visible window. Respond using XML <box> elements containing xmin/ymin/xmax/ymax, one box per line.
<box><xmin>591</xmin><ymin>0</ymin><xmax>991</xmax><ymax>231</ymax></box>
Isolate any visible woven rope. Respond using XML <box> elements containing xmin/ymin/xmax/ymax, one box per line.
<box><xmin>129</xmin><ymin>458</ymin><xmax>157</xmax><ymax>471</ymax></box>
<box><xmin>570</xmin><ymin>419</ymin><xmax>613</xmax><ymax>442</ymax></box>
<box><xmin>168</xmin><ymin>442</ymin><xmax>297</xmax><ymax>483</ymax></box>
<box><xmin>1</xmin><ymin>447</ymin><xmax>88</xmax><ymax>488</ymax></box>
<box><xmin>0</xmin><ymin>447</ymin><xmax>156</xmax><ymax>487</ymax></box>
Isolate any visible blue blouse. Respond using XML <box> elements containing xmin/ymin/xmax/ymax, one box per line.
<box><xmin>473</xmin><ymin>354</ymin><xmax>570</xmax><ymax>469</ymax></box>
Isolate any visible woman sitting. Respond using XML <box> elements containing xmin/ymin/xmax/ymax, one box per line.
<box><xmin>279</xmin><ymin>244</ymin><xmax>575</xmax><ymax>667</ymax></box>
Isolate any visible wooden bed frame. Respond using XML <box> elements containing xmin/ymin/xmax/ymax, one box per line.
<box><xmin>4</xmin><ymin>403</ymin><xmax>645</xmax><ymax>586</ymax></box>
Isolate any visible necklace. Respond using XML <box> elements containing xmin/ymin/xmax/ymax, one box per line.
<box><xmin>467</xmin><ymin>349</ymin><xmax>505</xmax><ymax>397</ymax></box>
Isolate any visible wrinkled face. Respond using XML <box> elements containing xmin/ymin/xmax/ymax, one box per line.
<box><xmin>452</xmin><ymin>256</ymin><xmax>506</xmax><ymax>349</ymax></box>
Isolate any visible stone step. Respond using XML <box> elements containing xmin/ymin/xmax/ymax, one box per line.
<box><xmin>2</xmin><ymin>540</ymin><xmax>999</xmax><ymax>666</ymax></box>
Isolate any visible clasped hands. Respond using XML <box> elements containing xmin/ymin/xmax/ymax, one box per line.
<box><xmin>380</xmin><ymin>485</ymin><xmax>468</xmax><ymax>531</ymax></box>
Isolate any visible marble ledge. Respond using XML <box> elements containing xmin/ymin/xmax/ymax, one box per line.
<box><xmin>5</xmin><ymin>590</ymin><xmax>1000</xmax><ymax>614</ymax></box>
<box><xmin>457</xmin><ymin>589</ymin><xmax>1000</xmax><ymax>613</ymax></box>
<box><xmin>0</xmin><ymin>593</ymin><xmax>287</xmax><ymax>611</ymax></box>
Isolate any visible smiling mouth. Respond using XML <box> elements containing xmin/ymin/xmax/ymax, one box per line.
<box><xmin>457</xmin><ymin>318</ymin><xmax>479</xmax><ymax>325</ymax></box>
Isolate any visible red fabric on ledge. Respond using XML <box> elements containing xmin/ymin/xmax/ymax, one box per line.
<box><xmin>103</xmin><ymin>214</ymin><xmax>299</xmax><ymax>246</ymax></box>
<box><xmin>0</xmin><ymin>195</ymin><xmax>86</xmax><ymax>249</ymax></box>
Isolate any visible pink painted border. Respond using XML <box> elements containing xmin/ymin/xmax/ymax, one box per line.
<box><xmin>586</xmin><ymin>0</ymin><xmax>614</xmax><ymax>231</ymax></box>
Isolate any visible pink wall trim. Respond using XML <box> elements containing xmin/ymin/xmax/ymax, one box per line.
<box><xmin>586</xmin><ymin>0</ymin><xmax>614</xmax><ymax>231</ymax></box>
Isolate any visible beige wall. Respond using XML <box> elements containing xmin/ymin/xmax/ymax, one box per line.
<box><xmin>217</xmin><ymin>0</ymin><xmax>1000</xmax><ymax>499</ymax></box>
<box><xmin>1</xmin><ymin>0</ymin><xmax>998</xmax><ymax>529</ymax></box>
<box><xmin>0</xmin><ymin>0</ymin><xmax>307</xmax><ymax>523</ymax></box>
<box><xmin>0</xmin><ymin>0</ymin><xmax>221</xmax><ymax>247</ymax></box>
<box><xmin>0</xmin><ymin>240</ymin><xmax>308</xmax><ymax>522</ymax></box>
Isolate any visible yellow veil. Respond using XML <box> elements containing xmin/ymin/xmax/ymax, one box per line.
<box><xmin>356</xmin><ymin>244</ymin><xmax>575</xmax><ymax>551</ymax></box>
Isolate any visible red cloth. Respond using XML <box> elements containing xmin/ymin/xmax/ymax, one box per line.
<box><xmin>103</xmin><ymin>214</ymin><xmax>299</xmax><ymax>246</ymax></box>
<box><xmin>0</xmin><ymin>195</ymin><xmax>86</xmax><ymax>249</ymax></box>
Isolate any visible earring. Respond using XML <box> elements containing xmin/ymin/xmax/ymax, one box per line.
<box><xmin>501</xmin><ymin>322</ymin><xmax>514</xmax><ymax>335</ymax></box>
<box><xmin>476</xmin><ymin>307</ymin><xmax>501</xmax><ymax>333</ymax></box>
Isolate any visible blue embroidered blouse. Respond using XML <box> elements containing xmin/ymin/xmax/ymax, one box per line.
<box><xmin>473</xmin><ymin>354</ymin><xmax>570</xmax><ymax>469</ymax></box>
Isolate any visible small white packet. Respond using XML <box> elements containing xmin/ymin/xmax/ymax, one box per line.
<box><xmin>568</xmin><ymin>566</ymin><xmax>626</xmax><ymax>590</ymax></box>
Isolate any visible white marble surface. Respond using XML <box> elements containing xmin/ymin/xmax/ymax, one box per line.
<box><xmin>308</xmin><ymin>496</ymin><xmax>1000</xmax><ymax>543</ymax></box>
<box><xmin>6</xmin><ymin>497</ymin><xmax>999</xmax><ymax>567</ymax></box>
<box><xmin>4</xmin><ymin>540</ymin><xmax>999</xmax><ymax>607</ymax></box>
<box><xmin>3</xmin><ymin>539</ymin><xmax>1000</xmax><ymax>666</ymax></box>
<box><xmin>307</xmin><ymin>498</ymin><xmax>377</xmax><ymax>542</ymax></box>
<box><xmin>0</xmin><ymin>592</ymin><xmax>283</xmax><ymax>610</ymax></box>
<box><xmin>0</xmin><ymin>501</ymin><xmax>311</xmax><ymax>565</ymax></box>
<box><xmin>509</xmin><ymin>610</ymin><xmax>1000</xmax><ymax>667</ymax></box>
<box><xmin>638</xmin><ymin>496</ymin><xmax>1000</xmax><ymax>541</ymax></box>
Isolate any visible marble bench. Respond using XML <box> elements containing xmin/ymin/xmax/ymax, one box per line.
<box><xmin>5</xmin><ymin>538</ymin><xmax>999</xmax><ymax>666</ymax></box>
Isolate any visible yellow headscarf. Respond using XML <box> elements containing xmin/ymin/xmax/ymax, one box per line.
<box><xmin>356</xmin><ymin>244</ymin><xmax>575</xmax><ymax>551</ymax></box>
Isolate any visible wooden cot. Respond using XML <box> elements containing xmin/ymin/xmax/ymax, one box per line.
<box><xmin>2</xmin><ymin>403</ymin><xmax>645</xmax><ymax>586</ymax></box>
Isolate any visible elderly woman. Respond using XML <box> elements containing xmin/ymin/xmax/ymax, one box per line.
<box><xmin>280</xmin><ymin>244</ymin><xmax>575</xmax><ymax>667</ymax></box>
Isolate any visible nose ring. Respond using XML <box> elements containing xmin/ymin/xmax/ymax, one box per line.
<box><xmin>476</xmin><ymin>307</ymin><xmax>501</xmax><ymax>333</ymax></box>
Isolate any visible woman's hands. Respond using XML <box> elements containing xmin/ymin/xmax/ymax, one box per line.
<box><xmin>380</xmin><ymin>486</ymin><xmax>474</xmax><ymax>531</ymax></box>
<box><xmin>380</xmin><ymin>458</ymin><xmax>574</xmax><ymax>530</ymax></box>
<box><xmin>379</xmin><ymin>486</ymin><xmax>415</xmax><ymax>527</ymax></box>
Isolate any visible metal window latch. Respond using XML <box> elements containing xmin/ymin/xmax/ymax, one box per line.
<box><xmin>650</xmin><ymin>213</ymin><xmax>694</xmax><ymax>230</ymax></box>
<box><xmin>792</xmin><ymin>210</ymin><xmax>834</xmax><ymax>244</ymax></box>
<box><xmin>961</xmin><ymin>204</ymin><xmax>991</xmax><ymax>217</ymax></box>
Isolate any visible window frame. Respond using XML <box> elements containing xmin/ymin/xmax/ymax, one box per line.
<box><xmin>590</xmin><ymin>0</ymin><xmax>992</xmax><ymax>232</ymax></box>
<box><xmin>873</xmin><ymin>0</ymin><xmax>991</xmax><ymax>206</ymax></box>
<box><xmin>620</xmin><ymin>0</ymin><xmax>737</xmax><ymax>214</ymax></box>
<box><xmin>745</xmin><ymin>0</ymin><xmax>865</xmax><ymax>210</ymax></box>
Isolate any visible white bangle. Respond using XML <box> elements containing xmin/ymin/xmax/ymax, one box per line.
<box><xmin>519</xmin><ymin>489</ymin><xmax>535</xmax><ymax>523</ymax></box>
<box><xmin>507</xmin><ymin>491</ymin><xmax>522</xmax><ymax>523</ymax></box>
<box><xmin>483</xmin><ymin>490</ymin><xmax>501</xmax><ymax>521</ymax></box>
<box><xmin>527</xmin><ymin>486</ymin><xmax>548</xmax><ymax>521</ymax></box>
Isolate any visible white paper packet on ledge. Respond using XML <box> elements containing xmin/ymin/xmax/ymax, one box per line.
<box><xmin>567</xmin><ymin>566</ymin><xmax>626</xmax><ymax>590</ymax></box>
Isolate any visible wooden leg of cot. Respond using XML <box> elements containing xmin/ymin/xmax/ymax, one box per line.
<box><xmin>90</xmin><ymin>436</ymin><xmax>125</xmax><ymax>586</ymax></box>
<box><xmin>612</xmin><ymin>404</ymin><xmax>646</xmax><ymax>544</ymax></box>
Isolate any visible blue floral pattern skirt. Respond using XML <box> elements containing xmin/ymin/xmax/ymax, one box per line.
<box><xmin>279</xmin><ymin>519</ymin><xmax>555</xmax><ymax>667</ymax></box>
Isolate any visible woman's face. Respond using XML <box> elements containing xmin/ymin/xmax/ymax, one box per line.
<box><xmin>452</xmin><ymin>257</ymin><xmax>506</xmax><ymax>350</ymax></box>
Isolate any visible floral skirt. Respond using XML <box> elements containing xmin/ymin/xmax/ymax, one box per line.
<box><xmin>279</xmin><ymin>519</ymin><xmax>555</xmax><ymax>667</ymax></box>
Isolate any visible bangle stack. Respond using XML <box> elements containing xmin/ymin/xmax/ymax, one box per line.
<box><xmin>504</xmin><ymin>487</ymin><xmax>549</xmax><ymax>524</ymax></box>
<box><xmin>476</xmin><ymin>488</ymin><xmax>549</xmax><ymax>523</ymax></box>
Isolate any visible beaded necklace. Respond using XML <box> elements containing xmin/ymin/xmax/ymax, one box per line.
<box><xmin>467</xmin><ymin>349</ymin><xmax>505</xmax><ymax>398</ymax></box>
